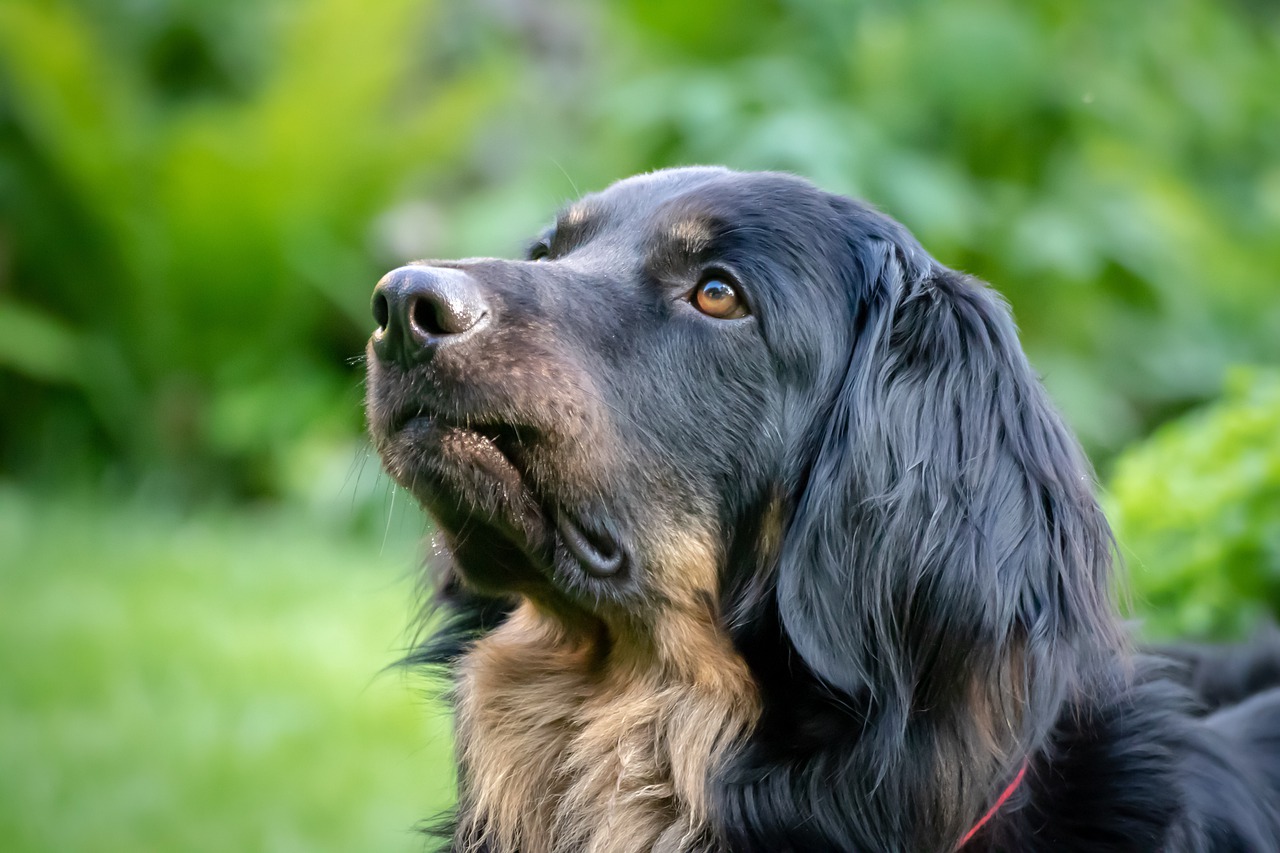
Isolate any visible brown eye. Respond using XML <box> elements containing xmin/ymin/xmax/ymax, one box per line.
<box><xmin>693</xmin><ymin>277</ymin><xmax>748</xmax><ymax>319</ymax></box>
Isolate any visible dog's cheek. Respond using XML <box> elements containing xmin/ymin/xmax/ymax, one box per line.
<box><xmin>641</xmin><ymin>529</ymin><xmax>746</xmax><ymax>668</ymax></box>
<box><xmin>647</xmin><ymin>527</ymin><xmax>721</xmax><ymax>609</ymax></box>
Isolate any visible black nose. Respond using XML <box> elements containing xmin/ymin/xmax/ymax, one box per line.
<box><xmin>371</xmin><ymin>265</ymin><xmax>490</xmax><ymax>367</ymax></box>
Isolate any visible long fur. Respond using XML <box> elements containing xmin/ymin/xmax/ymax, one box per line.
<box><xmin>368</xmin><ymin>168</ymin><xmax>1280</xmax><ymax>852</ymax></box>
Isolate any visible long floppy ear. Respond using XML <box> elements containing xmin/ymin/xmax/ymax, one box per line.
<box><xmin>776</xmin><ymin>237</ymin><xmax>1122</xmax><ymax>747</ymax></box>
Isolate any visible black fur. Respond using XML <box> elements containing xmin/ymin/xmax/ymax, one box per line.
<box><xmin>366</xmin><ymin>167</ymin><xmax>1280</xmax><ymax>852</ymax></box>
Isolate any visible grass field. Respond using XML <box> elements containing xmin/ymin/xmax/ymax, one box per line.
<box><xmin>0</xmin><ymin>483</ymin><xmax>455</xmax><ymax>852</ymax></box>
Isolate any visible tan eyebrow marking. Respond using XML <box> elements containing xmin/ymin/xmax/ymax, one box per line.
<box><xmin>561</xmin><ymin>205</ymin><xmax>590</xmax><ymax>228</ymax></box>
<box><xmin>668</xmin><ymin>218</ymin><xmax>714</xmax><ymax>253</ymax></box>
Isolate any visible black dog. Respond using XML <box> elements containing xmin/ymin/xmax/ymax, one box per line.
<box><xmin>365</xmin><ymin>168</ymin><xmax>1280</xmax><ymax>852</ymax></box>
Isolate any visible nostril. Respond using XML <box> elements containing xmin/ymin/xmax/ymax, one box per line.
<box><xmin>370</xmin><ymin>265</ymin><xmax>489</xmax><ymax>368</ymax></box>
<box><xmin>372</xmin><ymin>292</ymin><xmax>390</xmax><ymax>331</ymax></box>
<box><xmin>410</xmin><ymin>295</ymin><xmax>447</xmax><ymax>337</ymax></box>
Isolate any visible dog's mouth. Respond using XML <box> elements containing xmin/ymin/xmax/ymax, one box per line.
<box><xmin>555</xmin><ymin>511</ymin><xmax>625</xmax><ymax>578</ymax></box>
<box><xmin>378</xmin><ymin>407</ymin><xmax>629</xmax><ymax>590</ymax></box>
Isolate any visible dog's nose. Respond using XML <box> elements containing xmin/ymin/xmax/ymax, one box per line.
<box><xmin>371</xmin><ymin>265</ymin><xmax>490</xmax><ymax>367</ymax></box>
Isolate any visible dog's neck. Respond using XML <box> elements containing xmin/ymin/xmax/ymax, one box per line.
<box><xmin>451</xmin><ymin>601</ymin><xmax>759</xmax><ymax>853</ymax></box>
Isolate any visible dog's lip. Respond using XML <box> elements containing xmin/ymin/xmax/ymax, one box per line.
<box><xmin>389</xmin><ymin>407</ymin><xmax>423</xmax><ymax>434</ymax></box>
<box><xmin>384</xmin><ymin>409</ymin><xmax>628</xmax><ymax>582</ymax></box>
<box><xmin>384</xmin><ymin>411</ymin><xmax>531</xmax><ymax>509</ymax></box>
<box><xmin>389</xmin><ymin>406</ymin><xmax>439</xmax><ymax>435</ymax></box>
<box><xmin>555</xmin><ymin>511</ymin><xmax>626</xmax><ymax>578</ymax></box>
<box><xmin>389</xmin><ymin>407</ymin><xmax>529</xmax><ymax>447</ymax></box>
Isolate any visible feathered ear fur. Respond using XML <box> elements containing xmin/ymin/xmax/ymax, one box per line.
<box><xmin>764</xmin><ymin>233</ymin><xmax>1125</xmax><ymax>846</ymax></box>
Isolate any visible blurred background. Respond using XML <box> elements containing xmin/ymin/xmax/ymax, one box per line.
<box><xmin>1</xmin><ymin>0</ymin><xmax>1278</xmax><ymax>849</ymax></box>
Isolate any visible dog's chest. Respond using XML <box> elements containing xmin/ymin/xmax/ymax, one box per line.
<box><xmin>450</xmin><ymin>605</ymin><xmax>757</xmax><ymax>853</ymax></box>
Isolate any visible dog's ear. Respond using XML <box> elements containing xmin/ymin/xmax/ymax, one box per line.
<box><xmin>776</xmin><ymin>233</ymin><xmax>1121</xmax><ymax>737</ymax></box>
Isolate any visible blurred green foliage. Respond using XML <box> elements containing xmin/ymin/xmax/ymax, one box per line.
<box><xmin>2</xmin><ymin>0</ymin><xmax>1279</xmax><ymax>497</ymax></box>
<box><xmin>0</xmin><ymin>484</ymin><xmax>450</xmax><ymax>852</ymax></box>
<box><xmin>0</xmin><ymin>0</ymin><xmax>504</xmax><ymax>495</ymax></box>
<box><xmin>1110</xmin><ymin>368</ymin><xmax>1280</xmax><ymax>640</ymax></box>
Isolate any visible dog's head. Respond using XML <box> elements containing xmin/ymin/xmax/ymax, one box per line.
<box><xmin>367</xmin><ymin>168</ymin><xmax>865</xmax><ymax>619</ymax></box>
<box><xmin>366</xmin><ymin>167</ymin><xmax>1120</xmax><ymax>780</ymax></box>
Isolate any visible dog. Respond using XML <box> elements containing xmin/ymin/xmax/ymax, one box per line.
<box><xmin>365</xmin><ymin>167</ymin><xmax>1280</xmax><ymax>852</ymax></box>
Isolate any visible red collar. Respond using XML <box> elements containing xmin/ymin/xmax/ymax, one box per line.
<box><xmin>956</xmin><ymin>761</ymin><xmax>1028</xmax><ymax>849</ymax></box>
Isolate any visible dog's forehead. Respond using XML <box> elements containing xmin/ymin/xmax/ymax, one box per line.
<box><xmin>563</xmin><ymin>168</ymin><xmax>831</xmax><ymax>246</ymax></box>
<box><xmin>589</xmin><ymin>166</ymin><xmax>739</xmax><ymax>211</ymax></box>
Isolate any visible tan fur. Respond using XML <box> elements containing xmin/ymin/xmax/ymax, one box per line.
<box><xmin>453</xmin><ymin>533</ymin><xmax>760</xmax><ymax>853</ymax></box>
<box><xmin>667</xmin><ymin>219</ymin><xmax>713</xmax><ymax>254</ymax></box>
<box><xmin>964</xmin><ymin>640</ymin><xmax>1028</xmax><ymax>761</ymax></box>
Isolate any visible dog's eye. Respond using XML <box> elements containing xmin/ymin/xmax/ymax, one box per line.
<box><xmin>693</xmin><ymin>276</ymin><xmax>748</xmax><ymax>319</ymax></box>
<box><xmin>529</xmin><ymin>241</ymin><xmax>551</xmax><ymax>262</ymax></box>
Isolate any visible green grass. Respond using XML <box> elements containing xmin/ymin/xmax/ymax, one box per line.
<box><xmin>0</xmin><ymin>484</ymin><xmax>454</xmax><ymax>852</ymax></box>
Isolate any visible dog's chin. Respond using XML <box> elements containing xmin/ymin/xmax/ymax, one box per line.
<box><xmin>375</xmin><ymin>415</ymin><xmax>631</xmax><ymax>603</ymax></box>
